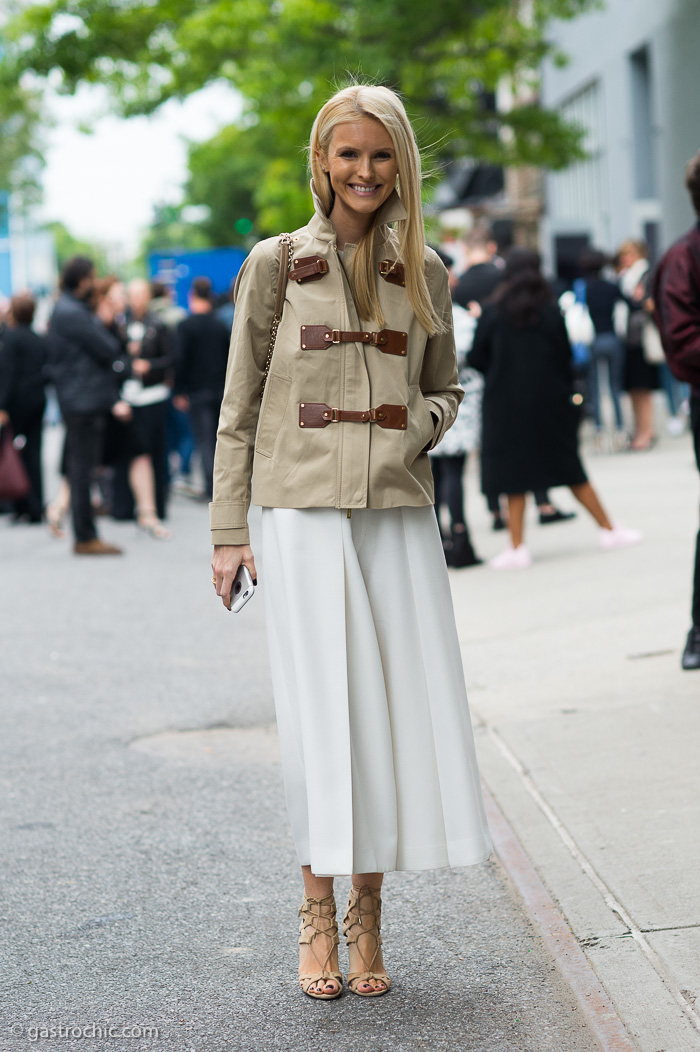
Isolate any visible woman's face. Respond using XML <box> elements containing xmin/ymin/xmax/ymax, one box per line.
<box><xmin>107</xmin><ymin>282</ymin><xmax>127</xmax><ymax>314</ymax></box>
<box><xmin>320</xmin><ymin>118</ymin><xmax>398</xmax><ymax>223</ymax></box>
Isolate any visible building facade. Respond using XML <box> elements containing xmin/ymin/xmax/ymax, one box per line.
<box><xmin>540</xmin><ymin>0</ymin><xmax>700</xmax><ymax>278</ymax></box>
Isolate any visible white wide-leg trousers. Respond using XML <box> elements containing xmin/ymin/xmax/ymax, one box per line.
<box><xmin>261</xmin><ymin>505</ymin><xmax>492</xmax><ymax>877</ymax></box>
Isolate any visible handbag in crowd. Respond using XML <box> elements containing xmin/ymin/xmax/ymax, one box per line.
<box><xmin>641</xmin><ymin>316</ymin><xmax>666</xmax><ymax>365</ymax></box>
<box><xmin>260</xmin><ymin>233</ymin><xmax>293</xmax><ymax>398</ymax></box>
<box><xmin>0</xmin><ymin>425</ymin><xmax>31</xmax><ymax>502</ymax></box>
<box><xmin>560</xmin><ymin>278</ymin><xmax>595</xmax><ymax>368</ymax></box>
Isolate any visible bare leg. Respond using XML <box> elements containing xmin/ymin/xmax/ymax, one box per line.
<box><xmin>299</xmin><ymin>866</ymin><xmax>339</xmax><ymax>995</ymax></box>
<box><xmin>570</xmin><ymin>482</ymin><xmax>613</xmax><ymax>529</ymax></box>
<box><xmin>47</xmin><ymin>477</ymin><xmax>71</xmax><ymax>537</ymax></box>
<box><xmin>629</xmin><ymin>390</ymin><xmax>655</xmax><ymax>448</ymax></box>
<box><xmin>347</xmin><ymin>871</ymin><xmax>387</xmax><ymax>993</ymax></box>
<box><xmin>129</xmin><ymin>455</ymin><xmax>171</xmax><ymax>538</ymax></box>
<box><xmin>507</xmin><ymin>494</ymin><xmax>527</xmax><ymax>548</ymax></box>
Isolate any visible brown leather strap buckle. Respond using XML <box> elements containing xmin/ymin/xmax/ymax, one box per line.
<box><xmin>288</xmin><ymin>256</ymin><xmax>329</xmax><ymax>283</ymax></box>
<box><xmin>379</xmin><ymin>259</ymin><xmax>406</xmax><ymax>287</ymax></box>
<box><xmin>299</xmin><ymin>402</ymin><xmax>407</xmax><ymax>429</ymax></box>
<box><xmin>300</xmin><ymin>326</ymin><xmax>407</xmax><ymax>355</ymax></box>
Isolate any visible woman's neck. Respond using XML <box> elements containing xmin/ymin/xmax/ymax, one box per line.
<box><xmin>328</xmin><ymin>198</ymin><xmax>375</xmax><ymax>251</ymax></box>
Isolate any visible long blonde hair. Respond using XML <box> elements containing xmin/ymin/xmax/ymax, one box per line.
<box><xmin>309</xmin><ymin>85</ymin><xmax>447</xmax><ymax>335</ymax></box>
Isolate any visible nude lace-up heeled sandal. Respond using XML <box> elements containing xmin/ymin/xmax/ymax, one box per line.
<box><xmin>342</xmin><ymin>885</ymin><xmax>391</xmax><ymax>996</ymax></box>
<box><xmin>298</xmin><ymin>892</ymin><xmax>343</xmax><ymax>1000</ymax></box>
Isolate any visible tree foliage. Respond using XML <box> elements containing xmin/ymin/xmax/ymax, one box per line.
<box><xmin>0</xmin><ymin>73</ymin><xmax>44</xmax><ymax>201</ymax></box>
<box><xmin>3</xmin><ymin>0</ymin><xmax>599</xmax><ymax>236</ymax></box>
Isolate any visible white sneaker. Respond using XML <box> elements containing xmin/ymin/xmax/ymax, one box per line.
<box><xmin>600</xmin><ymin>524</ymin><xmax>643</xmax><ymax>551</ymax></box>
<box><xmin>490</xmin><ymin>544</ymin><xmax>533</xmax><ymax>570</ymax></box>
<box><xmin>666</xmin><ymin>416</ymin><xmax>685</xmax><ymax>437</ymax></box>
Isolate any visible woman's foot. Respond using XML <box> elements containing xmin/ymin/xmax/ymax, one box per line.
<box><xmin>489</xmin><ymin>544</ymin><xmax>532</xmax><ymax>570</ymax></box>
<box><xmin>343</xmin><ymin>885</ymin><xmax>391</xmax><ymax>996</ymax></box>
<box><xmin>599</xmin><ymin>524</ymin><xmax>643</xmax><ymax>550</ymax></box>
<box><xmin>298</xmin><ymin>892</ymin><xmax>343</xmax><ymax>999</ymax></box>
<box><xmin>136</xmin><ymin>512</ymin><xmax>172</xmax><ymax>540</ymax></box>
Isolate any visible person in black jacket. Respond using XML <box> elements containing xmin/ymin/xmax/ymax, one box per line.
<box><xmin>174</xmin><ymin>276</ymin><xmax>230</xmax><ymax>500</ymax></box>
<box><xmin>0</xmin><ymin>292</ymin><xmax>47</xmax><ymax>522</ymax></box>
<box><xmin>469</xmin><ymin>249</ymin><xmax>642</xmax><ymax>569</ymax></box>
<box><xmin>47</xmin><ymin>256</ymin><xmax>125</xmax><ymax>554</ymax></box>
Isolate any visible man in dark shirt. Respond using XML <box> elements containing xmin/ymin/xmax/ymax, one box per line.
<box><xmin>175</xmin><ymin>277</ymin><xmax>231</xmax><ymax>500</ymax></box>
<box><xmin>47</xmin><ymin>256</ymin><xmax>124</xmax><ymax>555</ymax></box>
<box><xmin>452</xmin><ymin>228</ymin><xmax>503</xmax><ymax>311</ymax></box>
<box><xmin>654</xmin><ymin>148</ymin><xmax>700</xmax><ymax>670</ymax></box>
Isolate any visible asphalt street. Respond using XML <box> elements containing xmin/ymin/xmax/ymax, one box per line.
<box><xmin>1</xmin><ymin>472</ymin><xmax>600</xmax><ymax>1052</ymax></box>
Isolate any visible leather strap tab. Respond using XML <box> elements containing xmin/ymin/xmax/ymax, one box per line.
<box><xmin>300</xmin><ymin>326</ymin><xmax>407</xmax><ymax>356</ymax></box>
<box><xmin>289</xmin><ymin>255</ymin><xmax>329</xmax><ymax>284</ymax></box>
<box><xmin>379</xmin><ymin>259</ymin><xmax>406</xmax><ymax>287</ymax></box>
<box><xmin>299</xmin><ymin>402</ymin><xmax>407</xmax><ymax>430</ymax></box>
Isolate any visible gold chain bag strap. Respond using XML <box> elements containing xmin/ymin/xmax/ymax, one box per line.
<box><xmin>260</xmin><ymin>232</ymin><xmax>293</xmax><ymax>399</ymax></box>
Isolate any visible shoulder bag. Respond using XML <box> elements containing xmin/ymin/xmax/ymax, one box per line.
<box><xmin>260</xmin><ymin>233</ymin><xmax>293</xmax><ymax>399</ymax></box>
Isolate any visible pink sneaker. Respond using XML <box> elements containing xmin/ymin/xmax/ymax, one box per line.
<box><xmin>489</xmin><ymin>544</ymin><xmax>533</xmax><ymax>570</ymax></box>
<box><xmin>599</xmin><ymin>524</ymin><xmax>643</xmax><ymax>550</ymax></box>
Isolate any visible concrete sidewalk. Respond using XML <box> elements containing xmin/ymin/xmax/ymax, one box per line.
<box><xmin>452</xmin><ymin>425</ymin><xmax>700</xmax><ymax>1051</ymax></box>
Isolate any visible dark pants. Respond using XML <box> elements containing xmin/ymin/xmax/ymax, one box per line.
<box><xmin>691</xmin><ymin>396</ymin><xmax>700</xmax><ymax>626</ymax></box>
<box><xmin>12</xmin><ymin>409</ymin><xmax>44</xmax><ymax>521</ymax></box>
<box><xmin>64</xmin><ymin>411</ymin><xmax>107</xmax><ymax>542</ymax></box>
<box><xmin>189</xmin><ymin>400</ymin><xmax>221</xmax><ymax>501</ymax></box>
<box><xmin>112</xmin><ymin>400</ymin><xmax>169</xmax><ymax>521</ymax></box>
<box><xmin>431</xmin><ymin>453</ymin><xmax>470</xmax><ymax>535</ymax></box>
<box><xmin>588</xmin><ymin>333</ymin><xmax>625</xmax><ymax>430</ymax></box>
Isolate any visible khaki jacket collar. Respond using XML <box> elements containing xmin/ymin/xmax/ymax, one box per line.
<box><xmin>307</xmin><ymin>179</ymin><xmax>407</xmax><ymax>246</ymax></box>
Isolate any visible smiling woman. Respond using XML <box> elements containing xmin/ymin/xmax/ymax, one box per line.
<box><xmin>209</xmin><ymin>83</ymin><xmax>492</xmax><ymax>1003</ymax></box>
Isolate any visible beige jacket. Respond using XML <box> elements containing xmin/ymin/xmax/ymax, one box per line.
<box><xmin>210</xmin><ymin>189</ymin><xmax>462</xmax><ymax>545</ymax></box>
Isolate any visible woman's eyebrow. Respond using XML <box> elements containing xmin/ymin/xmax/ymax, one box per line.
<box><xmin>333</xmin><ymin>144</ymin><xmax>395</xmax><ymax>152</ymax></box>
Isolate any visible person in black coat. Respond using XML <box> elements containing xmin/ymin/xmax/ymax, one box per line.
<box><xmin>468</xmin><ymin>249</ymin><xmax>642</xmax><ymax>569</ymax></box>
<box><xmin>174</xmin><ymin>276</ymin><xmax>231</xmax><ymax>500</ymax></box>
<box><xmin>0</xmin><ymin>293</ymin><xmax>47</xmax><ymax>522</ymax></box>
<box><xmin>47</xmin><ymin>256</ymin><xmax>124</xmax><ymax>554</ymax></box>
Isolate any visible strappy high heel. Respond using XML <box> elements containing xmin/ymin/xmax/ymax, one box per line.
<box><xmin>298</xmin><ymin>891</ymin><xmax>343</xmax><ymax>1000</ymax></box>
<box><xmin>342</xmin><ymin>885</ymin><xmax>391</xmax><ymax>996</ymax></box>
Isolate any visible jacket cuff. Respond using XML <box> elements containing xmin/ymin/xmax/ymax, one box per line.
<box><xmin>210</xmin><ymin>501</ymin><xmax>249</xmax><ymax>546</ymax></box>
<box><xmin>211</xmin><ymin>526</ymin><xmax>251</xmax><ymax>546</ymax></box>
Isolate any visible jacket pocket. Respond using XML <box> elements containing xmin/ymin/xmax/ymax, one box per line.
<box><xmin>409</xmin><ymin>384</ymin><xmax>436</xmax><ymax>449</ymax></box>
<box><xmin>255</xmin><ymin>373</ymin><xmax>292</xmax><ymax>458</ymax></box>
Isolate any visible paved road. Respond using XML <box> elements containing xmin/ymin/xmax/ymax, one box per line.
<box><xmin>1</xmin><ymin>481</ymin><xmax>599</xmax><ymax>1051</ymax></box>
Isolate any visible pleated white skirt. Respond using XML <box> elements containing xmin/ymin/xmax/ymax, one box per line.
<box><xmin>261</xmin><ymin>505</ymin><xmax>493</xmax><ymax>877</ymax></box>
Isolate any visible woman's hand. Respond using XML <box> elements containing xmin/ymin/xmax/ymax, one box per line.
<box><xmin>212</xmin><ymin>544</ymin><xmax>257</xmax><ymax>611</ymax></box>
<box><xmin>131</xmin><ymin>358</ymin><xmax>151</xmax><ymax>377</ymax></box>
<box><xmin>112</xmin><ymin>400</ymin><xmax>133</xmax><ymax>422</ymax></box>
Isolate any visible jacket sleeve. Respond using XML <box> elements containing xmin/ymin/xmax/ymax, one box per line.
<box><xmin>210</xmin><ymin>242</ymin><xmax>277</xmax><ymax>545</ymax></box>
<box><xmin>0</xmin><ymin>333</ymin><xmax>17</xmax><ymax>410</ymax></box>
<box><xmin>64</xmin><ymin>304</ymin><xmax>121</xmax><ymax>365</ymax></box>
<box><xmin>653</xmin><ymin>246</ymin><xmax>700</xmax><ymax>386</ymax></box>
<box><xmin>419</xmin><ymin>256</ymin><xmax>464</xmax><ymax>451</ymax></box>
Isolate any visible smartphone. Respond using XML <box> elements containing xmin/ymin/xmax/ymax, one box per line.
<box><xmin>230</xmin><ymin>564</ymin><xmax>255</xmax><ymax>613</ymax></box>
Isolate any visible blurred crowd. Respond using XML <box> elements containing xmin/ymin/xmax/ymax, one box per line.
<box><xmin>0</xmin><ymin>260</ymin><xmax>234</xmax><ymax>554</ymax></box>
<box><xmin>0</xmin><ymin>228</ymin><xmax>687</xmax><ymax>563</ymax></box>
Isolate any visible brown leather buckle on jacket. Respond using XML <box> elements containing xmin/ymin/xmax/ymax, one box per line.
<box><xmin>299</xmin><ymin>402</ymin><xmax>407</xmax><ymax>430</ymax></box>
<box><xmin>288</xmin><ymin>256</ymin><xmax>329</xmax><ymax>284</ymax></box>
<box><xmin>379</xmin><ymin>259</ymin><xmax>406</xmax><ymax>287</ymax></box>
<box><xmin>300</xmin><ymin>326</ymin><xmax>407</xmax><ymax>356</ymax></box>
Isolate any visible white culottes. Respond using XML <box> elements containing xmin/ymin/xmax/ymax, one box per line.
<box><xmin>261</xmin><ymin>505</ymin><xmax>493</xmax><ymax>877</ymax></box>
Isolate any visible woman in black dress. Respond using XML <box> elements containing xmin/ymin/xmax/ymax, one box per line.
<box><xmin>469</xmin><ymin>250</ymin><xmax>642</xmax><ymax>569</ymax></box>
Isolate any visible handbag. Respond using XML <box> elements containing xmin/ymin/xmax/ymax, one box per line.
<box><xmin>642</xmin><ymin>316</ymin><xmax>666</xmax><ymax>365</ymax></box>
<box><xmin>260</xmin><ymin>233</ymin><xmax>293</xmax><ymax>398</ymax></box>
<box><xmin>560</xmin><ymin>279</ymin><xmax>594</xmax><ymax>367</ymax></box>
<box><xmin>0</xmin><ymin>425</ymin><xmax>31</xmax><ymax>502</ymax></box>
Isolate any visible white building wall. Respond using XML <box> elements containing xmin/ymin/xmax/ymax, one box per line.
<box><xmin>540</xmin><ymin>0</ymin><xmax>700</xmax><ymax>271</ymax></box>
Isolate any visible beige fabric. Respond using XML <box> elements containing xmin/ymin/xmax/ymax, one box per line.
<box><xmin>210</xmin><ymin>187</ymin><xmax>462</xmax><ymax>545</ymax></box>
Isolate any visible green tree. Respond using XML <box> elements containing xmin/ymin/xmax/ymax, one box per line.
<box><xmin>0</xmin><ymin>74</ymin><xmax>44</xmax><ymax>201</ymax></box>
<box><xmin>3</xmin><ymin>0</ymin><xmax>599</xmax><ymax>233</ymax></box>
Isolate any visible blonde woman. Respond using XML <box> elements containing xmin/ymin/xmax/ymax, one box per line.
<box><xmin>211</xmin><ymin>85</ymin><xmax>492</xmax><ymax>1000</ymax></box>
